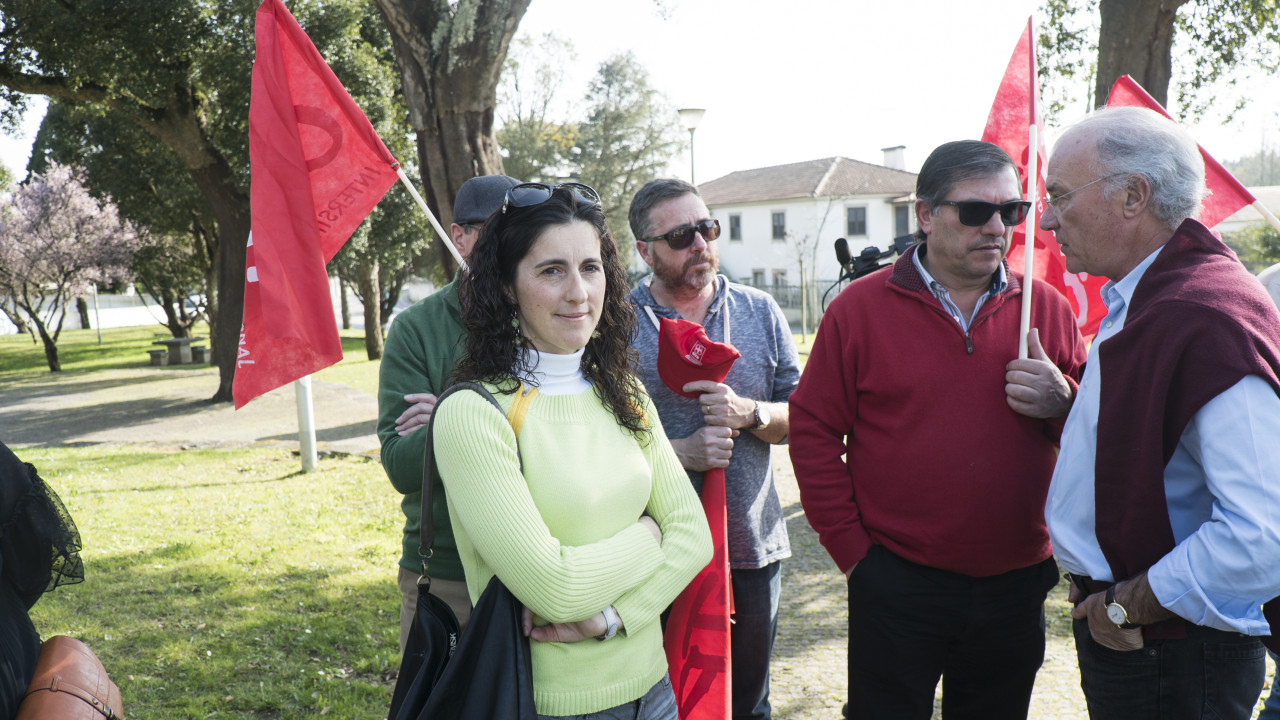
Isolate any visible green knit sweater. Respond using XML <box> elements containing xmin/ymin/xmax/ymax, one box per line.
<box><xmin>434</xmin><ymin>385</ymin><xmax>712</xmax><ymax>716</ymax></box>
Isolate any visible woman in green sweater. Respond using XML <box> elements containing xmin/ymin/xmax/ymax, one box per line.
<box><xmin>432</xmin><ymin>182</ymin><xmax>712</xmax><ymax>720</ymax></box>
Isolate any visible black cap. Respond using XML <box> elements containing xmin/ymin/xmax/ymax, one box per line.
<box><xmin>453</xmin><ymin>175</ymin><xmax>520</xmax><ymax>225</ymax></box>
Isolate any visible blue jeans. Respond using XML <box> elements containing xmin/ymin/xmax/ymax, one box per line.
<box><xmin>1258</xmin><ymin>650</ymin><xmax>1280</xmax><ymax>720</ymax></box>
<box><xmin>1073</xmin><ymin>618</ymin><xmax>1264</xmax><ymax>720</ymax></box>
<box><xmin>537</xmin><ymin>674</ymin><xmax>676</xmax><ymax>720</ymax></box>
<box><xmin>730</xmin><ymin>561</ymin><xmax>781</xmax><ymax>720</ymax></box>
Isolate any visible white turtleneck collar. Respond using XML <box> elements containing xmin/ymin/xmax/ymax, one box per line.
<box><xmin>518</xmin><ymin>346</ymin><xmax>591</xmax><ymax>395</ymax></box>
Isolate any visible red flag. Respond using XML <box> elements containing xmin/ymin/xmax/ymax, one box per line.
<box><xmin>1105</xmin><ymin>75</ymin><xmax>1256</xmax><ymax>228</ymax></box>
<box><xmin>983</xmin><ymin>17</ymin><xmax>1108</xmax><ymax>338</ymax></box>
<box><xmin>656</xmin><ymin>317</ymin><xmax>735</xmax><ymax>720</ymax></box>
<box><xmin>234</xmin><ymin>0</ymin><xmax>399</xmax><ymax>408</ymax></box>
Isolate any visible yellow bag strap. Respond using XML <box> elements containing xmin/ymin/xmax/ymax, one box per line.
<box><xmin>506</xmin><ymin>382</ymin><xmax>538</xmax><ymax>438</ymax></box>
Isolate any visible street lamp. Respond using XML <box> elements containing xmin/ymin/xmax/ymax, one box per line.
<box><xmin>677</xmin><ymin>108</ymin><xmax>706</xmax><ymax>185</ymax></box>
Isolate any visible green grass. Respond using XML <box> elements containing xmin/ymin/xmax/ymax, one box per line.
<box><xmin>23</xmin><ymin>445</ymin><xmax>403</xmax><ymax>719</ymax></box>
<box><xmin>0</xmin><ymin>324</ymin><xmax>211</xmax><ymax>375</ymax></box>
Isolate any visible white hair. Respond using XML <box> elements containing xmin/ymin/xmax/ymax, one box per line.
<box><xmin>1063</xmin><ymin>106</ymin><xmax>1206</xmax><ymax>230</ymax></box>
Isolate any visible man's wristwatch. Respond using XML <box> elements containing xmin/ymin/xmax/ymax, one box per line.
<box><xmin>750</xmin><ymin>401</ymin><xmax>771</xmax><ymax>430</ymax></box>
<box><xmin>1105</xmin><ymin>585</ymin><xmax>1140</xmax><ymax>629</ymax></box>
<box><xmin>596</xmin><ymin>605</ymin><xmax>621</xmax><ymax>642</ymax></box>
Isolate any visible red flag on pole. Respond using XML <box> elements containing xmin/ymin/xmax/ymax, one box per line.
<box><xmin>656</xmin><ymin>317</ymin><xmax>737</xmax><ymax>720</ymax></box>
<box><xmin>1105</xmin><ymin>75</ymin><xmax>1257</xmax><ymax>228</ymax></box>
<box><xmin>982</xmin><ymin>17</ymin><xmax>1108</xmax><ymax>339</ymax></box>
<box><xmin>234</xmin><ymin>0</ymin><xmax>399</xmax><ymax>408</ymax></box>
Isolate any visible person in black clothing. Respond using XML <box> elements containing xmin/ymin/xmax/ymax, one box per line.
<box><xmin>0</xmin><ymin>441</ymin><xmax>83</xmax><ymax>717</ymax></box>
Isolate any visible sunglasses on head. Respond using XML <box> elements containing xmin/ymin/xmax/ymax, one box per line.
<box><xmin>502</xmin><ymin>182</ymin><xmax>600</xmax><ymax>213</ymax></box>
<box><xmin>936</xmin><ymin>200</ymin><xmax>1031</xmax><ymax>227</ymax></box>
<box><xmin>645</xmin><ymin>219</ymin><xmax>721</xmax><ymax>250</ymax></box>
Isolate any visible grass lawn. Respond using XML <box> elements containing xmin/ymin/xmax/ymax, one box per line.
<box><xmin>22</xmin><ymin>445</ymin><xmax>403</xmax><ymax>719</ymax></box>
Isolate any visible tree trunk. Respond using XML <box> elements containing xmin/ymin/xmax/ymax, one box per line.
<box><xmin>358</xmin><ymin>259</ymin><xmax>384</xmax><ymax>360</ymax></box>
<box><xmin>1094</xmin><ymin>0</ymin><xmax>1191</xmax><ymax>109</ymax></box>
<box><xmin>75</xmin><ymin>296</ymin><xmax>90</xmax><ymax>329</ymax></box>
<box><xmin>339</xmin><ymin>279</ymin><xmax>351</xmax><ymax>330</ymax></box>
<box><xmin>373</xmin><ymin>0</ymin><xmax>531</xmax><ymax>275</ymax></box>
<box><xmin>1</xmin><ymin>301</ymin><xmax>30</xmax><ymax>336</ymax></box>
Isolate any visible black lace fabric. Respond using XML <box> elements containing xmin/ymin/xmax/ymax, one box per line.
<box><xmin>1</xmin><ymin>442</ymin><xmax>84</xmax><ymax>609</ymax></box>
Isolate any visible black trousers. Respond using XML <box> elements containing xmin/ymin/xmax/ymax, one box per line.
<box><xmin>1073</xmin><ymin>617</ymin><xmax>1264</xmax><ymax>720</ymax></box>
<box><xmin>846</xmin><ymin>546</ymin><xmax>1058</xmax><ymax>720</ymax></box>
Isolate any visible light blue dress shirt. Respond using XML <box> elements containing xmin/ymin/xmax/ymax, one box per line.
<box><xmin>1047</xmin><ymin>246</ymin><xmax>1280</xmax><ymax>634</ymax></box>
<box><xmin>911</xmin><ymin>247</ymin><xmax>1007</xmax><ymax>331</ymax></box>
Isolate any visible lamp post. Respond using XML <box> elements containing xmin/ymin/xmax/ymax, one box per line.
<box><xmin>677</xmin><ymin>108</ymin><xmax>706</xmax><ymax>185</ymax></box>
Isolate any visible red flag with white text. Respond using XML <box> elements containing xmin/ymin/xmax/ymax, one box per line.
<box><xmin>234</xmin><ymin>0</ymin><xmax>399</xmax><ymax>408</ymax></box>
<box><xmin>1105</xmin><ymin>75</ymin><xmax>1256</xmax><ymax>228</ymax></box>
<box><xmin>982</xmin><ymin>17</ymin><xmax>1107</xmax><ymax>339</ymax></box>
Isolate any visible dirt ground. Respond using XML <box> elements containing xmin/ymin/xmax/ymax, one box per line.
<box><xmin>2</xmin><ymin>365</ymin><xmax>1274</xmax><ymax>719</ymax></box>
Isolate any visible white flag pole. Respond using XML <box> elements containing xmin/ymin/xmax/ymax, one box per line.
<box><xmin>396</xmin><ymin>167</ymin><xmax>466</xmax><ymax>272</ymax></box>
<box><xmin>1018</xmin><ymin>122</ymin><xmax>1038</xmax><ymax>359</ymax></box>
<box><xmin>1254</xmin><ymin>199</ymin><xmax>1280</xmax><ymax>234</ymax></box>
<box><xmin>295</xmin><ymin>374</ymin><xmax>318</xmax><ymax>472</ymax></box>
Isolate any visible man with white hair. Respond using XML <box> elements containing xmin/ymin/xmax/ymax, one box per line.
<box><xmin>1042</xmin><ymin>106</ymin><xmax>1280</xmax><ymax>719</ymax></box>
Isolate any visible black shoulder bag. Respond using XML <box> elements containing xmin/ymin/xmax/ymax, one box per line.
<box><xmin>388</xmin><ymin>382</ymin><xmax>537</xmax><ymax>720</ymax></box>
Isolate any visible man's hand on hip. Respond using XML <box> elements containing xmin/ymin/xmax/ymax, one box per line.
<box><xmin>1072</xmin><ymin>590</ymin><xmax>1144</xmax><ymax>652</ymax></box>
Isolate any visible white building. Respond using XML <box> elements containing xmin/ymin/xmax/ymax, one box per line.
<box><xmin>696</xmin><ymin>150</ymin><xmax>917</xmax><ymax>326</ymax></box>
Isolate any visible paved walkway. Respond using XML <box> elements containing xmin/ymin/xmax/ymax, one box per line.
<box><xmin>0</xmin><ymin>366</ymin><xmax>380</xmax><ymax>456</ymax></box>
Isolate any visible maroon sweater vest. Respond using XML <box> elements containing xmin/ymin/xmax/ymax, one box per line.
<box><xmin>1095</xmin><ymin>219</ymin><xmax>1280</xmax><ymax>648</ymax></box>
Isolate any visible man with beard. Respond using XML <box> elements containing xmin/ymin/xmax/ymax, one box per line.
<box><xmin>628</xmin><ymin>178</ymin><xmax>801</xmax><ymax>720</ymax></box>
<box><xmin>789</xmin><ymin>141</ymin><xmax>1085</xmax><ymax>719</ymax></box>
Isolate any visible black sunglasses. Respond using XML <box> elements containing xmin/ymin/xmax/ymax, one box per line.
<box><xmin>644</xmin><ymin>219</ymin><xmax>721</xmax><ymax>250</ymax></box>
<box><xmin>502</xmin><ymin>182</ymin><xmax>600</xmax><ymax>213</ymax></box>
<box><xmin>936</xmin><ymin>200</ymin><xmax>1031</xmax><ymax>227</ymax></box>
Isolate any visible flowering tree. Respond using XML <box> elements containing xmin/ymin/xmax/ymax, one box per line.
<box><xmin>0</xmin><ymin>163</ymin><xmax>137</xmax><ymax>371</ymax></box>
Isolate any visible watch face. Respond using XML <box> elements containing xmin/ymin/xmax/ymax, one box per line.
<box><xmin>757</xmin><ymin>404</ymin><xmax>771</xmax><ymax>428</ymax></box>
<box><xmin>1106</xmin><ymin>603</ymin><xmax>1127</xmax><ymax>625</ymax></box>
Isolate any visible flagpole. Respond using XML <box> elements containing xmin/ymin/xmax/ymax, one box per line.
<box><xmin>395</xmin><ymin>167</ymin><xmax>467</xmax><ymax>272</ymax></box>
<box><xmin>295</xmin><ymin>375</ymin><xmax>318</xmax><ymax>472</ymax></box>
<box><xmin>1018</xmin><ymin>122</ymin><xmax>1038</xmax><ymax>359</ymax></box>
<box><xmin>1253</xmin><ymin>200</ymin><xmax>1280</xmax><ymax>234</ymax></box>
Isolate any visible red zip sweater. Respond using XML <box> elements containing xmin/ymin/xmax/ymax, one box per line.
<box><xmin>790</xmin><ymin>245</ymin><xmax>1086</xmax><ymax>577</ymax></box>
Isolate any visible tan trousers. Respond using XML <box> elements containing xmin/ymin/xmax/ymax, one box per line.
<box><xmin>397</xmin><ymin>566</ymin><xmax>472</xmax><ymax>655</ymax></box>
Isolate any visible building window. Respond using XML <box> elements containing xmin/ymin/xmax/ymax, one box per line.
<box><xmin>773</xmin><ymin>270</ymin><xmax>788</xmax><ymax>287</ymax></box>
<box><xmin>771</xmin><ymin>211</ymin><xmax>786</xmax><ymax>240</ymax></box>
<box><xmin>895</xmin><ymin>205</ymin><xmax>910</xmax><ymax>237</ymax></box>
<box><xmin>751</xmin><ymin>269</ymin><xmax>766</xmax><ymax>287</ymax></box>
<box><xmin>846</xmin><ymin>206</ymin><xmax>867</xmax><ymax>236</ymax></box>
<box><xmin>729</xmin><ymin>214</ymin><xmax>742</xmax><ymax>241</ymax></box>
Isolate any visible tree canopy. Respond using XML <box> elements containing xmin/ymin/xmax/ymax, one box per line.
<box><xmin>1038</xmin><ymin>0</ymin><xmax>1279</xmax><ymax>121</ymax></box>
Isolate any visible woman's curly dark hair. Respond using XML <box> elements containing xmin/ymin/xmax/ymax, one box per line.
<box><xmin>455</xmin><ymin>187</ymin><xmax>650</xmax><ymax>439</ymax></box>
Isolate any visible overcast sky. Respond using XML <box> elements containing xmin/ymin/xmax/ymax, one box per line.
<box><xmin>3</xmin><ymin>0</ymin><xmax>1277</xmax><ymax>184</ymax></box>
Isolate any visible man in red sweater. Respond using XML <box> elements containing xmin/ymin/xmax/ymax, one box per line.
<box><xmin>789</xmin><ymin>140</ymin><xmax>1085</xmax><ymax>719</ymax></box>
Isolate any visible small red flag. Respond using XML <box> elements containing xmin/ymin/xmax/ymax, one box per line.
<box><xmin>982</xmin><ymin>17</ymin><xmax>1108</xmax><ymax>338</ymax></box>
<box><xmin>1105</xmin><ymin>75</ymin><xmax>1257</xmax><ymax>228</ymax></box>
<box><xmin>656</xmin><ymin>317</ymin><xmax>735</xmax><ymax>720</ymax></box>
<box><xmin>234</xmin><ymin>0</ymin><xmax>399</xmax><ymax>408</ymax></box>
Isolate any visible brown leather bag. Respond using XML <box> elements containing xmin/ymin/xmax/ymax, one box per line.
<box><xmin>17</xmin><ymin>636</ymin><xmax>123</xmax><ymax>719</ymax></box>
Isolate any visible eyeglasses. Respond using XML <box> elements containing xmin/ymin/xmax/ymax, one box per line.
<box><xmin>936</xmin><ymin>200</ymin><xmax>1031</xmax><ymax>227</ymax></box>
<box><xmin>644</xmin><ymin>219</ymin><xmax>721</xmax><ymax>250</ymax></box>
<box><xmin>502</xmin><ymin>182</ymin><xmax>600</xmax><ymax>213</ymax></box>
<box><xmin>1043</xmin><ymin>173</ymin><xmax>1129</xmax><ymax>209</ymax></box>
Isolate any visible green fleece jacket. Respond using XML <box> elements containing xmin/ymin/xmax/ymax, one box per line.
<box><xmin>434</xmin><ymin>385</ymin><xmax>712</xmax><ymax>716</ymax></box>
<box><xmin>377</xmin><ymin>278</ymin><xmax>465</xmax><ymax>581</ymax></box>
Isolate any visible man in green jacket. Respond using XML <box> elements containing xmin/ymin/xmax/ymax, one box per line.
<box><xmin>377</xmin><ymin>174</ymin><xmax>519</xmax><ymax>654</ymax></box>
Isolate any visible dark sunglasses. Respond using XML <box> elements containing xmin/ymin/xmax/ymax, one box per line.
<box><xmin>502</xmin><ymin>182</ymin><xmax>600</xmax><ymax>213</ymax></box>
<box><xmin>644</xmin><ymin>219</ymin><xmax>721</xmax><ymax>250</ymax></box>
<box><xmin>936</xmin><ymin>200</ymin><xmax>1031</xmax><ymax>227</ymax></box>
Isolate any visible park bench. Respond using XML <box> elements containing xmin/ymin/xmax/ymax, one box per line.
<box><xmin>147</xmin><ymin>349</ymin><xmax>167</xmax><ymax>366</ymax></box>
<box><xmin>191</xmin><ymin>345</ymin><xmax>208</xmax><ymax>364</ymax></box>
